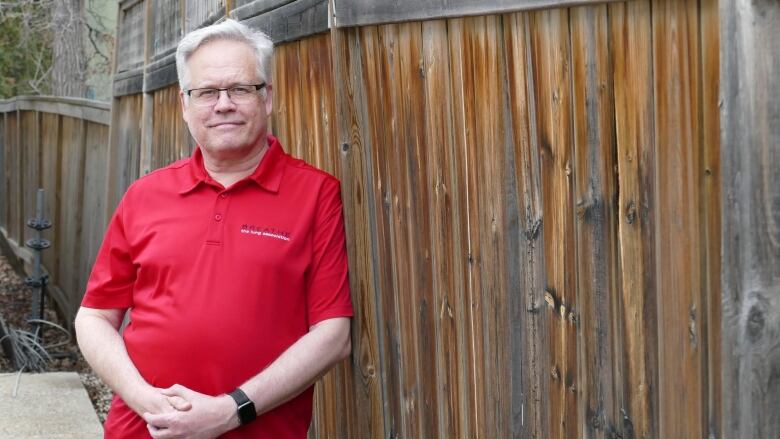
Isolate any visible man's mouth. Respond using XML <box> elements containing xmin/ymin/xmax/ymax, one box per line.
<box><xmin>209</xmin><ymin>121</ymin><xmax>244</xmax><ymax>128</ymax></box>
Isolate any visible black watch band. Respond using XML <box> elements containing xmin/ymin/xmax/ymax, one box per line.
<box><xmin>228</xmin><ymin>388</ymin><xmax>257</xmax><ymax>425</ymax></box>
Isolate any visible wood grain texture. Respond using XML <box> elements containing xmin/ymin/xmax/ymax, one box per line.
<box><xmin>569</xmin><ymin>5</ymin><xmax>621</xmax><ymax>436</ymax></box>
<box><xmin>333</xmin><ymin>0</ymin><xmax>622</xmax><ymax>27</ymax></box>
<box><xmin>57</xmin><ymin>117</ymin><xmax>86</xmax><ymax>317</ymax></box>
<box><xmin>151</xmin><ymin>85</ymin><xmax>192</xmax><ymax>170</ymax></box>
<box><xmin>530</xmin><ymin>8</ymin><xmax>579</xmax><ymax>437</ymax></box>
<box><xmin>502</xmin><ymin>11</ymin><xmax>550</xmax><ymax>438</ymax></box>
<box><xmin>40</xmin><ymin>113</ymin><xmax>62</xmax><ymax>290</ymax></box>
<box><xmin>652</xmin><ymin>0</ymin><xmax>705</xmax><ymax>436</ymax></box>
<box><xmin>719</xmin><ymin>0</ymin><xmax>780</xmax><ymax>436</ymax></box>
<box><xmin>608</xmin><ymin>1</ymin><xmax>659</xmax><ymax>437</ymax></box>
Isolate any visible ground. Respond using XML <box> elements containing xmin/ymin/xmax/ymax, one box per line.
<box><xmin>0</xmin><ymin>254</ymin><xmax>112</xmax><ymax>423</ymax></box>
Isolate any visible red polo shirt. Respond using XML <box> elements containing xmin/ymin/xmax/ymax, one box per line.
<box><xmin>82</xmin><ymin>135</ymin><xmax>353</xmax><ymax>438</ymax></box>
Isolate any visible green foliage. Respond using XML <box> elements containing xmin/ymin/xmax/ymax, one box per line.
<box><xmin>0</xmin><ymin>1</ymin><xmax>53</xmax><ymax>98</ymax></box>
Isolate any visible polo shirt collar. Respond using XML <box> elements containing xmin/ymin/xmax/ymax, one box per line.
<box><xmin>179</xmin><ymin>135</ymin><xmax>286</xmax><ymax>194</ymax></box>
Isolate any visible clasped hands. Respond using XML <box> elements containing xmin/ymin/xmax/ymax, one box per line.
<box><xmin>136</xmin><ymin>384</ymin><xmax>239</xmax><ymax>439</ymax></box>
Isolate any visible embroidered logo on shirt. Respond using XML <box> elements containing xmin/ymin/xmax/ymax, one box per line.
<box><xmin>240</xmin><ymin>224</ymin><xmax>291</xmax><ymax>242</ymax></box>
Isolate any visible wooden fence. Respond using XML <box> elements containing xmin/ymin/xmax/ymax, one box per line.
<box><xmin>1</xmin><ymin>0</ymin><xmax>778</xmax><ymax>437</ymax></box>
<box><xmin>0</xmin><ymin>96</ymin><xmax>110</xmax><ymax>325</ymax></box>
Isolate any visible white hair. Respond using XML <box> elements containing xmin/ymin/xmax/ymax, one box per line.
<box><xmin>176</xmin><ymin>18</ymin><xmax>274</xmax><ymax>90</ymax></box>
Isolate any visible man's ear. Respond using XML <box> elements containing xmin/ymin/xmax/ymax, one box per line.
<box><xmin>179</xmin><ymin>89</ymin><xmax>189</xmax><ymax>123</ymax></box>
<box><xmin>264</xmin><ymin>85</ymin><xmax>274</xmax><ymax>117</ymax></box>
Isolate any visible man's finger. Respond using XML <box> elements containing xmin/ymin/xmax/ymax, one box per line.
<box><xmin>167</xmin><ymin>395</ymin><xmax>192</xmax><ymax>411</ymax></box>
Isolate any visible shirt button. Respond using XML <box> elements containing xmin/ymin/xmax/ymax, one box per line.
<box><xmin>214</xmin><ymin>214</ymin><xmax>222</xmax><ymax>221</ymax></box>
<box><xmin>220</xmin><ymin>193</ymin><xmax>228</xmax><ymax>198</ymax></box>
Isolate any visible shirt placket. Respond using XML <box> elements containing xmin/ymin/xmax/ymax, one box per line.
<box><xmin>206</xmin><ymin>190</ymin><xmax>231</xmax><ymax>245</ymax></box>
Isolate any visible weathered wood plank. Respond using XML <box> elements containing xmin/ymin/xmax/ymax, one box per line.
<box><xmin>239</xmin><ymin>0</ymin><xmax>328</xmax><ymax>44</ymax></box>
<box><xmin>150</xmin><ymin>0</ymin><xmax>181</xmax><ymax>59</ymax></box>
<box><xmin>357</xmin><ymin>24</ymin><xmax>405</xmax><ymax>436</ymax></box>
<box><xmin>20</xmin><ymin>111</ymin><xmax>41</xmax><ymax>252</ymax></box>
<box><xmin>421</xmin><ymin>18</ymin><xmax>468</xmax><ymax>439</ymax></box>
<box><xmin>0</xmin><ymin>114</ymin><xmax>6</xmax><ymax>231</ymax></box>
<box><xmin>40</xmin><ymin>113</ymin><xmax>61</xmax><ymax>287</ymax></box>
<box><xmin>116</xmin><ymin>0</ymin><xmax>146</xmax><ymax>73</ymax></box>
<box><xmin>78</xmin><ymin>123</ymin><xmax>109</xmax><ymax>317</ymax></box>
<box><xmin>57</xmin><ymin>117</ymin><xmax>86</xmax><ymax>317</ymax></box>
<box><xmin>501</xmin><ymin>11</ymin><xmax>550</xmax><ymax>438</ymax></box>
<box><xmin>6</xmin><ymin>112</ymin><xmax>20</xmax><ymax>243</ymax></box>
<box><xmin>0</xmin><ymin>97</ymin><xmax>109</xmax><ymax>129</ymax></box>
<box><xmin>700</xmin><ymin>0</ymin><xmax>722</xmax><ymax>436</ymax></box>
<box><xmin>333</xmin><ymin>0</ymin><xmax>620</xmax><ymax>28</ymax></box>
<box><xmin>151</xmin><ymin>85</ymin><xmax>192</xmax><ymax>170</ymax></box>
<box><xmin>446</xmin><ymin>17</ymin><xmax>481</xmax><ymax>437</ymax></box>
<box><xmin>329</xmin><ymin>24</ymin><xmax>386</xmax><ymax>438</ymax></box>
<box><xmin>106</xmin><ymin>95</ymin><xmax>142</xmax><ymax>217</ymax></box>
<box><xmin>608</xmin><ymin>1</ymin><xmax>659</xmax><ymax>437</ymax></box>
<box><xmin>652</xmin><ymin>0</ymin><xmax>705</xmax><ymax>436</ymax></box>
<box><xmin>529</xmin><ymin>8</ymin><xmax>579</xmax><ymax>437</ymax></box>
<box><xmin>720</xmin><ymin>0</ymin><xmax>780</xmax><ymax>436</ymax></box>
<box><xmin>569</xmin><ymin>4</ymin><xmax>622</xmax><ymax>437</ymax></box>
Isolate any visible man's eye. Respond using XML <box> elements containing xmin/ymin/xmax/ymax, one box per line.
<box><xmin>196</xmin><ymin>89</ymin><xmax>217</xmax><ymax>98</ymax></box>
<box><xmin>231</xmin><ymin>86</ymin><xmax>251</xmax><ymax>95</ymax></box>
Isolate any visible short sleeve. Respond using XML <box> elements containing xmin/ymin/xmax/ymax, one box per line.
<box><xmin>81</xmin><ymin>199</ymin><xmax>136</xmax><ymax>309</ymax></box>
<box><xmin>305</xmin><ymin>177</ymin><xmax>353</xmax><ymax>325</ymax></box>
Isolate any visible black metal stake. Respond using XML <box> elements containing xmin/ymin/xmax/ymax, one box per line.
<box><xmin>25</xmin><ymin>188</ymin><xmax>51</xmax><ymax>340</ymax></box>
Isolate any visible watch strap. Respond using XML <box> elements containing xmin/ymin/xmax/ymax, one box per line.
<box><xmin>228</xmin><ymin>388</ymin><xmax>257</xmax><ymax>425</ymax></box>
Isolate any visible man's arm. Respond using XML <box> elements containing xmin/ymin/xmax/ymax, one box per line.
<box><xmin>74</xmin><ymin>307</ymin><xmax>191</xmax><ymax>416</ymax></box>
<box><xmin>143</xmin><ymin>316</ymin><xmax>351</xmax><ymax>439</ymax></box>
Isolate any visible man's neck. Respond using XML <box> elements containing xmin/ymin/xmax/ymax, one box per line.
<box><xmin>202</xmin><ymin>143</ymin><xmax>268</xmax><ymax>189</ymax></box>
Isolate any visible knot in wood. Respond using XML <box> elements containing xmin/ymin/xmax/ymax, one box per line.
<box><xmin>746</xmin><ymin>304</ymin><xmax>766</xmax><ymax>343</ymax></box>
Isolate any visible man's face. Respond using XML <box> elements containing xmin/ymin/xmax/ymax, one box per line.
<box><xmin>180</xmin><ymin>39</ymin><xmax>273</xmax><ymax>160</ymax></box>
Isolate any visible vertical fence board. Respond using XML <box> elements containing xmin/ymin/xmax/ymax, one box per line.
<box><xmin>20</xmin><ymin>111</ymin><xmax>41</xmax><ymax>250</ymax></box>
<box><xmin>570</xmin><ymin>4</ymin><xmax>622</xmax><ymax>436</ymax></box>
<box><xmin>653</xmin><ymin>0</ymin><xmax>706</xmax><ymax>436</ymax></box>
<box><xmin>57</xmin><ymin>117</ymin><xmax>86</xmax><ymax>318</ymax></box>
<box><xmin>720</xmin><ymin>0</ymin><xmax>780</xmax><ymax>436</ymax></box>
<box><xmin>40</xmin><ymin>113</ymin><xmax>62</xmax><ymax>286</ymax></box>
<box><xmin>502</xmin><ymin>11</ymin><xmax>550</xmax><ymax>438</ymax></box>
<box><xmin>5</xmin><ymin>113</ymin><xmax>20</xmax><ymax>243</ymax></box>
<box><xmin>0</xmin><ymin>114</ymin><xmax>6</xmax><ymax>231</ymax></box>
<box><xmin>421</xmin><ymin>19</ymin><xmax>466</xmax><ymax>439</ymax></box>
<box><xmin>446</xmin><ymin>17</ymin><xmax>480</xmax><ymax>437</ymax></box>
<box><xmin>330</xmin><ymin>25</ymin><xmax>386</xmax><ymax>439</ymax></box>
<box><xmin>151</xmin><ymin>85</ymin><xmax>191</xmax><ymax>170</ymax></box>
<box><xmin>699</xmin><ymin>0</ymin><xmax>722</xmax><ymax>436</ymax></box>
<box><xmin>530</xmin><ymin>9</ymin><xmax>579</xmax><ymax>437</ymax></box>
<box><xmin>79</xmin><ymin>123</ymin><xmax>109</xmax><ymax>312</ymax></box>
<box><xmin>107</xmin><ymin>95</ymin><xmax>142</xmax><ymax>215</ymax></box>
<box><xmin>608</xmin><ymin>1</ymin><xmax>659</xmax><ymax>437</ymax></box>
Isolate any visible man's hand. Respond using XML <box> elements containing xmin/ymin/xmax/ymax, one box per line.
<box><xmin>142</xmin><ymin>384</ymin><xmax>239</xmax><ymax>439</ymax></box>
<box><xmin>127</xmin><ymin>385</ymin><xmax>193</xmax><ymax>417</ymax></box>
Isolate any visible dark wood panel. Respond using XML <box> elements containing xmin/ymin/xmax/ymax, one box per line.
<box><xmin>501</xmin><ymin>11</ymin><xmax>550</xmax><ymax>438</ymax></box>
<box><xmin>239</xmin><ymin>0</ymin><xmax>328</xmax><ymax>44</ymax></box>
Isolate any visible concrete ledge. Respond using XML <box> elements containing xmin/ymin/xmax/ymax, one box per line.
<box><xmin>0</xmin><ymin>372</ymin><xmax>103</xmax><ymax>438</ymax></box>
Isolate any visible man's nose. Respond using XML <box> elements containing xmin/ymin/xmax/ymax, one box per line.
<box><xmin>213</xmin><ymin>90</ymin><xmax>236</xmax><ymax>111</ymax></box>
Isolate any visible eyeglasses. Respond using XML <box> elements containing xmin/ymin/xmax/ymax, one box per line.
<box><xmin>186</xmin><ymin>83</ymin><xmax>267</xmax><ymax>106</ymax></box>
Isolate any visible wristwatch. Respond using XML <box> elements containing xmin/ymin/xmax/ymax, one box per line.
<box><xmin>228</xmin><ymin>388</ymin><xmax>257</xmax><ymax>425</ymax></box>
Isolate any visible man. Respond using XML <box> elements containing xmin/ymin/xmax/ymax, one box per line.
<box><xmin>75</xmin><ymin>19</ymin><xmax>353</xmax><ymax>439</ymax></box>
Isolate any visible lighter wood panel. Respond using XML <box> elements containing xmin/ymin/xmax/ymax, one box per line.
<box><xmin>5</xmin><ymin>113</ymin><xmax>20</xmax><ymax>243</ymax></box>
<box><xmin>530</xmin><ymin>8</ymin><xmax>579</xmax><ymax>438</ymax></box>
<box><xmin>20</xmin><ymin>111</ymin><xmax>40</xmax><ymax>248</ymax></box>
<box><xmin>608</xmin><ymin>1</ymin><xmax>659</xmax><ymax>437</ymax></box>
<box><xmin>422</xmin><ymin>19</ymin><xmax>467</xmax><ymax>439</ymax></box>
